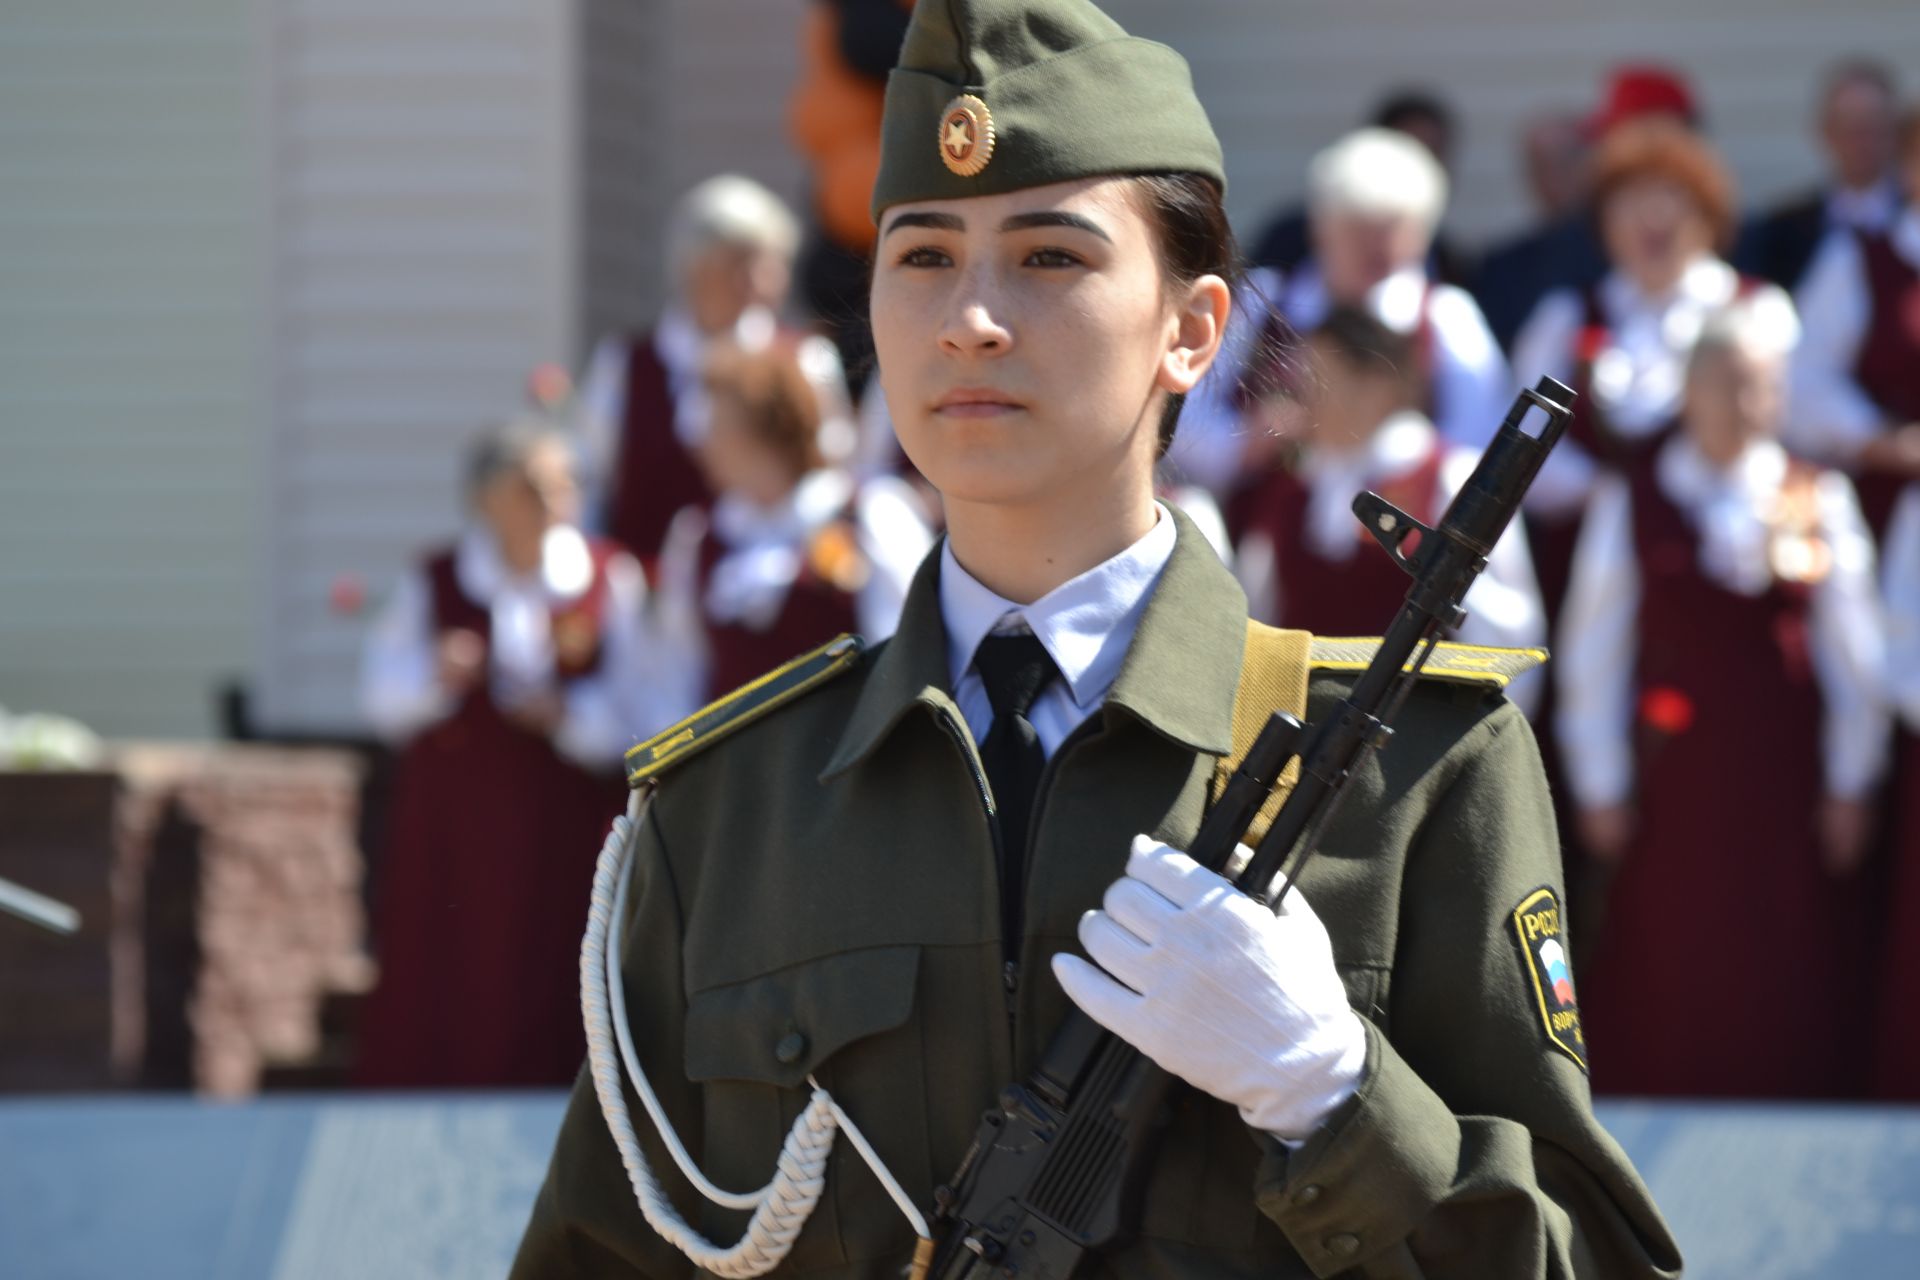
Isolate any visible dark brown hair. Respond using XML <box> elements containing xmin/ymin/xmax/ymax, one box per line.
<box><xmin>1312</xmin><ymin>305</ymin><xmax>1417</xmax><ymax>386</ymax></box>
<box><xmin>1131</xmin><ymin>173</ymin><xmax>1253</xmax><ymax>457</ymax></box>
<box><xmin>701</xmin><ymin>343</ymin><xmax>824</xmax><ymax>480</ymax></box>
<box><xmin>1591</xmin><ymin>117</ymin><xmax>1737</xmax><ymax>249</ymax></box>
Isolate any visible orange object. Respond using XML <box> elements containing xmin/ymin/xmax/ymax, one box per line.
<box><xmin>788</xmin><ymin>2</ymin><xmax>900</xmax><ymax>253</ymax></box>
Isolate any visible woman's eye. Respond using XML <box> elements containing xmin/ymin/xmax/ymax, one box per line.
<box><xmin>896</xmin><ymin>245</ymin><xmax>951</xmax><ymax>268</ymax></box>
<box><xmin>1025</xmin><ymin>246</ymin><xmax>1082</xmax><ymax>268</ymax></box>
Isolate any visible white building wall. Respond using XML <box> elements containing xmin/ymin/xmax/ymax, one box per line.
<box><xmin>0</xmin><ymin>1</ymin><xmax>263</xmax><ymax>738</ymax></box>
<box><xmin>251</xmin><ymin>0</ymin><xmax>576</xmax><ymax>734</ymax></box>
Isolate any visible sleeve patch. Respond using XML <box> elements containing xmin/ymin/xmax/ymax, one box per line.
<box><xmin>1510</xmin><ymin>886</ymin><xmax>1587</xmax><ymax>1073</ymax></box>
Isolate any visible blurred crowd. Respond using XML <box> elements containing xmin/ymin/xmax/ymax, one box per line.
<box><xmin>351</xmin><ymin>45</ymin><xmax>1920</xmax><ymax>1106</ymax></box>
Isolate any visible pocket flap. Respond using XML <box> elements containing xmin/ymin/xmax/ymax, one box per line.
<box><xmin>684</xmin><ymin>945</ymin><xmax>921</xmax><ymax>1089</ymax></box>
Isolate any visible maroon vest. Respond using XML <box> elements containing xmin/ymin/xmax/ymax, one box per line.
<box><xmin>423</xmin><ymin>537</ymin><xmax>618</xmax><ymax>711</ymax></box>
<box><xmin>1250</xmin><ymin>437</ymin><xmax>1446</xmax><ymax>636</ymax></box>
<box><xmin>1851</xmin><ymin>231</ymin><xmax>1920</xmax><ymax>537</ymax></box>
<box><xmin>605</xmin><ymin>335</ymin><xmax>714</xmax><ymax>577</ymax></box>
<box><xmin>1627</xmin><ymin>462</ymin><xmax>1821</xmax><ymax>766</ymax></box>
<box><xmin>693</xmin><ymin>510</ymin><xmax>862</xmax><ymax>699</ymax></box>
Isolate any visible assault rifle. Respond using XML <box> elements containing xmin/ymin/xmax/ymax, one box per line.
<box><xmin>926</xmin><ymin>378</ymin><xmax>1576</xmax><ymax>1280</ymax></box>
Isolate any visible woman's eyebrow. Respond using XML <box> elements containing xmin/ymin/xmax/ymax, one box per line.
<box><xmin>1000</xmin><ymin>211</ymin><xmax>1112</xmax><ymax>242</ymax></box>
<box><xmin>882</xmin><ymin>211</ymin><xmax>965</xmax><ymax>237</ymax></box>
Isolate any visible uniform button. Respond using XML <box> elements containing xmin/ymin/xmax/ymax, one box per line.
<box><xmin>1292</xmin><ymin>1184</ymin><xmax>1322</xmax><ymax>1207</ymax></box>
<box><xmin>1324</xmin><ymin>1233</ymin><xmax>1359</xmax><ymax>1258</ymax></box>
<box><xmin>774</xmin><ymin>1031</ymin><xmax>808</xmax><ymax>1065</ymax></box>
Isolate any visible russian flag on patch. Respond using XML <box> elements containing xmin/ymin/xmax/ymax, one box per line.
<box><xmin>1538</xmin><ymin>938</ymin><xmax>1576</xmax><ymax>1006</ymax></box>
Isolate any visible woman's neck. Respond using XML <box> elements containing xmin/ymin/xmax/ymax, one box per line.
<box><xmin>943</xmin><ymin>486</ymin><xmax>1159</xmax><ymax>605</ymax></box>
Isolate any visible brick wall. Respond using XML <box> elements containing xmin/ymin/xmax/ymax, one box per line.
<box><xmin>0</xmin><ymin>744</ymin><xmax>371</xmax><ymax>1097</ymax></box>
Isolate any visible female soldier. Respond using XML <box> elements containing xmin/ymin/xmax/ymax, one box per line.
<box><xmin>514</xmin><ymin>2</ymin><xmax>1678</xmax><ymax>1276</ymax></box>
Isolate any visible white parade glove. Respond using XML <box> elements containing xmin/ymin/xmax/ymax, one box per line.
<box><xmin>1051</xmin><ymin>834</ymin><xmax>1369</xmax><ymax>1144</ymax></box>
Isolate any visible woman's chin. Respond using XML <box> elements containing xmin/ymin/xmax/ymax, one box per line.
<box><xmin>909</xmin><ymin>452</ymin><xmax>1059</xmax><ymax>510</ymax></box>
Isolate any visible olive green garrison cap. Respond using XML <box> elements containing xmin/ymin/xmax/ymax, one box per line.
<box><xmin>870</xmin><ymin>0</ymin><xmax>1226</xmax><ymax>218</ymax></box>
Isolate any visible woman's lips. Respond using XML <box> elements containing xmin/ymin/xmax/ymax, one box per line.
<box><xmin>934</xmin><ymin>391</ymin><xmax>1024</xmax><ymax>418</ymax></box>
<box><xmin>936</xmin><ymin>401</ymin><xmax>1022</xmax><ymax>418</ymax></box>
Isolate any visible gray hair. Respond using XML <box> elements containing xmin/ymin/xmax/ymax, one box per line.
<box><xmin>1687</xmin><ymin>292</ymin><xmax>1801</xmax><ymax>376</ymax></box>
<box><xmin>464</xmin><ymin>417</ymin><xmax>570</xmax><ymax>502</ymax></box>
<box><xmin>664</xmin><ymin>174</ymin><xmax>801</xmax><ymax>279</ymax></box>
<box><xmin>1307</xmin><ymin>127</ymin><xmax>1449</xmax><ymax>233</ymax></box>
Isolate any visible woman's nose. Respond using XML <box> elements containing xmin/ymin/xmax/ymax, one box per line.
<box><xmin>938</xmin><ymin>278</ymin><xmax>1015</xmax><ymax>356</ymax></box>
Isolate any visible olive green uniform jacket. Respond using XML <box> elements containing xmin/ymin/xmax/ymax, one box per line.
<box><xmin>512</xmin><ymin>509</ymin><xmax>1681</xmax><ymax>1279</ymax></box>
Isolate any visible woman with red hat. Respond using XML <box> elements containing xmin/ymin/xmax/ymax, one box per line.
<box><xmin>1513</xmin><ymin>119</ymin><xmax>1794</xmax><ymax>618</ymax></box>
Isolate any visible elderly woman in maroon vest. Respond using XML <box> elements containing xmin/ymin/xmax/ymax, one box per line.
<box><xmin>1791</xmin><ymin>108</ymin><xmax>1920</xmax><ymax>541</ymax></box>
<box><xmin>1513</xmin><ymin>119</ymin><xmax>1796</xmax><ymax>618</ymax></box>
<box><xmin>356</xmin><ymin>422</ymin><xmax>663</xmax><ymax>1086</ymax></box>
<box><xmin>1233</xmin><ymin>306</ymin><xmax>1546</xmax><ymax>714</ymax></box>
<box><xmin>651</xmin><ymin>344</ymin><xmax>932</xmax><ymax>705</ymax></box>
<box><xmin>572</xmin><ymin>175</ymin><xmax>856</xmax><ymax>577</ymax></box>
<box><xmin>1873</xmin><ymin>482</ymin><xmax>1920</xmax><ymax>1097</ymax></box>
<box><xmin>1556</xmin><ymin>296</ymin><xmax>1887</xmax><ymax>1098</ymax></box>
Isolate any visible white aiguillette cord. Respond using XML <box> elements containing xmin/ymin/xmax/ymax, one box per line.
<box><xmin>581</xmin><ymin>787</ymin><xmax>934</xmax><ymax>1279</ymax></box>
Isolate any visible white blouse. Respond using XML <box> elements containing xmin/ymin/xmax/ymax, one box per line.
<box><xmin>1555</xmin><ymin>437</ymin><xmax>1886</xmax><ymax>808</ymax></box>
<box><xmin>1511</xmin><ymin>256</ymin><xmax>1800</xmax><ymax>518</ymax></box>
<box><xmin>1881</xmin><ymin>484</ymin><xmax>1920</xmax><ymax>732</ymax></box>
<box><xmin>1788</xmin><ymin>208</ymin><xmax>1920</xmax><ymax>463</ymax></box>
<box><xmin>360</xmin><ymin>524</ymin><xmax>666</xmax><ymax>769</ymax></box>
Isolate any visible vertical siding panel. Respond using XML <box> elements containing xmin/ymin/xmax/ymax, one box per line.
<box><xmin>0</xmin><ymin>2</ymin><xmax>260</xmax><ymax>737</ymax></box>
<box><xmin>251</xmin><ymin>0</ymin><xmax>576</xmax><ymax>733</ymax></box>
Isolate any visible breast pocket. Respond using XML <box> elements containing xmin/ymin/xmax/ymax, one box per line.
<box><xmin>684</xmin><ymin>945</ymin><xmax>929</xmax><ymax>1273</ymax></box>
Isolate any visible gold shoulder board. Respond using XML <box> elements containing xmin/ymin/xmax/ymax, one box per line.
<box><xmin>1308</xmin><ymin>636</ymin><xmax>1547</xmax><ymax>690</ymax></box>
<box><xmin>624</xmin><ymin>634</ymin><xmax>865</xmax><ymax>787</ymax></box>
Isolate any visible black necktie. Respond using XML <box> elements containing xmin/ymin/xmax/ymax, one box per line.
<box><xmin>973</xmin><ymin>632</ymin><xmax>1062</xmax><ymax>946</ymax></box>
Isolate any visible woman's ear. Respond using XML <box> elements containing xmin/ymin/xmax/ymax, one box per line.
<box><xmin>1158</xmin><ymin>274</ymin><xmax>1232</xmax><ymax>396</ymax></box>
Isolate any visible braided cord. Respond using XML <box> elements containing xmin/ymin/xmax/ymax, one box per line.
<box><xmin>581</xmin><ymin>789</ymin><xmax>929</xmax><ymax>1277</ymax></box>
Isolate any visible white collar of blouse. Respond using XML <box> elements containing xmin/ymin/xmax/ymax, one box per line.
<box><xmin>710</xmin><ymin>468</ymin><xmax>855</xmax><ymax>548</ymax></box>
<box><xmin>653</xmin><ymin>303</ymin><xmax>779</xmax><ymax>381</ymax></box>
<box><xmin>1656</xmin><ymin>434</ymin><xmax>1794</xmax><ymax>597</ymax></box>
<box><xmin>1600</xmin><ymin>253</ymin><xmax>1736</xmax><ymax>321</ymax></box>
<box><xmin>453</xmin><ymin>523</ymin><xmax>594</xmax><ymax>605</ymax></box>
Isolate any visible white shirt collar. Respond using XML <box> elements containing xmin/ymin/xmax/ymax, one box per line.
<box><xmin>940</xmin><ymin>504</ymin><xmax>1177</xmax><ymax>711</ymax></box>
<box><xmin>1369</xmin><ymin>265</ymin><xmax>1432</xmax><ymax>332</ymax></box>
<box><xmin>454</xmin><ymin>523</ymin><xmax>594</xmax><ymax>604</ymax></box>
<box><xmin>1826</xmin><ymin>178</ymin><xmax>1901</xmax><ymax>233</ymax></box>
<box><xmin>1656</xmin><ymin>435</ymin><xmax>1791</xmax><ymax>597</ymax></box>
<box><xmin>653</xmin><ymin>303</ymin><xmax>778</xmax><ymax>377</ymax></box>
<box><xmin>1657</xmin><ymin>434</ymin><xmax>1789</xmax><ymax>506</ymax></box>
<box><xmin>1600</xmin><ymin>253</ymin><xmax>1735</xmax><ymax>320</ymax></box>
<box><xmin>1282</xmin><ymin>261</ymin><xmax>1430</xmax><ymax>334</ymax></box>
<box><xmin>711</xmin><ymin>468</ymin><xmax>854</xmax><ymax>546</ymax></box>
